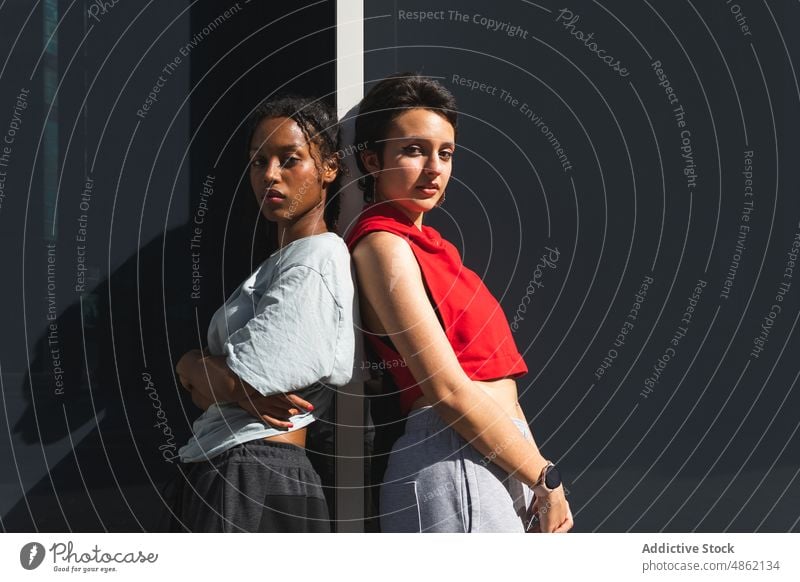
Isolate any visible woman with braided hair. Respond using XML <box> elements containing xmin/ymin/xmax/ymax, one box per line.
<box><xmin>162</xmin><ymin>96</ymin><xmax>359</xmax><ymax>532</ymax></box>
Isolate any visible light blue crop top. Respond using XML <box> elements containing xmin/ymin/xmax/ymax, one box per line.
<box><xmin>178</xmin><ymin>232</ymin><xmax>366</xmax><ymax>462</ymax></box>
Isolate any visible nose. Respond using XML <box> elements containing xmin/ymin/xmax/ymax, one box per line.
<box><xmin>262</xmin><ymin>158</ymin><xmax>282</xmax><ymax>184</ymax></box>
<box><xmin>423</xmin><ymin>155</ymin><xmax>443</xmax><ymax>177</ymax></box>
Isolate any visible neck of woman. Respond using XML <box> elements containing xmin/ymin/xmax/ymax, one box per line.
<box><xmin>379</xmin><ymin>198</ymin><xmax>424</xmax><ymax>231</ymax></box>
<box><xmin>276</xmin><ymin>207</ymin><xmax>328</xmax><ymax>247</ymax></box>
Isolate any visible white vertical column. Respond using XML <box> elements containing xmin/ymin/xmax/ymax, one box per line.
<box><xmin>336</xmin><ymin>0</ymin><xmax>364</xmax><ymax>119</ymax></box>
<box><xmin>335</xmin><ymin>0</ymin><xmax>365</xmax><ymax>533</ymax></box>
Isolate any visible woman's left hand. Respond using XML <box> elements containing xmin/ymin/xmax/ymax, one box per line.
<box><xmin>236</xmin><ymin>392</ymin><xmax>314</xmax><ymax>429</ymax></box>
<box><xmin>526</xmin><ymin>489</ymin><xmax>573</xmax><ymax>533</ymax></box>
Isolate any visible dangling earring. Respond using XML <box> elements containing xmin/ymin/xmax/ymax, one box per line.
<box><xmin>370</xmin><ymin>174</ymin><xmax>382</xmax><ymax>203</ymax></box>
<box><xmin>361</xmin><ymin>175</ymin><xmax>374</xmax><ymax>203</ymax></box>
<box><xmin>435</xmin><ymin>190</ymin><xmax>446</xmax><ymax>207</ymax></box>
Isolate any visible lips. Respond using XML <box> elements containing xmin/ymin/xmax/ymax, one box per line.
<box><xmin>416</xmin><ymin>183</ymin><xmax>439</xmax><ymax>196</ymax></box>
<box><xmin>264</xmin><ymin>188</ymin><xmax>286</xmax><ymax>203</ymax></box>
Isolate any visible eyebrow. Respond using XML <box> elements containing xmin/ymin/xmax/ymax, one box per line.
<box><xmin>378</xmin><ymin>136</ymin><xmax>456</xmax><ymax>148</ymax></box>
<box><xmin>248</xmin><ymin>142</ymin><xmax>306</xmax><ymax>153</ymax></box>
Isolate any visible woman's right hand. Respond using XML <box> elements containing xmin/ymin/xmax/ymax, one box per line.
<box><xmin>527</xmin><ymin>487</ymin><xmax>573</xmax><ymax>533</ymax></box>
<box><xmin>236</xmin><ymin>393</ymin><xmax>314</xmax><ymax>429</ymax></box>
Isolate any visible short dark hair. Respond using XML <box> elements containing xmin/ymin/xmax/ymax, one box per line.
<box><xmin>245</xmin><ymin>95</ymin><xmax>344</xmax><ymax>230</ymax></box>
<box><xmin>354</xmin><ymin>73</ymin><xmax>458</xmax><ymax>201</ymax></box>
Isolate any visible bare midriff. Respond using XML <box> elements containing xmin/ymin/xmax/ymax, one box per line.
<box><xmin>409</xmin><ymin>377</ymin><xmax>525</xmax><ymax>422</ymax></box>
<box><xmin>263</xmin><ymin>427</ymin><xmax>307</xmax><ymax>448</ymax></box>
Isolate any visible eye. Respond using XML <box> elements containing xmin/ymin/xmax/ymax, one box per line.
<box><xmin>282</xmin><ymin>156</ymin><xmax>301</xmax><ymax>168</ymax></box>
<box><xmin>402</xmin><ymin>145</ymin><xmax>424</xmax><ymax>156</ymax></box>
<box><xmin>249</xmin><ymin>158</ymin><xmax>266</xmax><ymax>169</ymax></box>
<box><xmin>439</xmin><ymin>150</ymin><xmax>453</xmax><ymax>161</ymax></box>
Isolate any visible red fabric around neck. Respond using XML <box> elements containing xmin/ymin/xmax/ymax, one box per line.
<box><xmin>346</xmin><ymin>202</ymin><xmax>528</xmax><ymax>415</ymax></box>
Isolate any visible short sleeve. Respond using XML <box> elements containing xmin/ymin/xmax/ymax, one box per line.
<box><xmin>223</xmin><ymin>265</ymin><xmax>341</xmax><ymax>396</ymax></box>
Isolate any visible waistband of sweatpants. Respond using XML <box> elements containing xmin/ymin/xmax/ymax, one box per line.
<box><xmin>189</xmin><ymin>438</ymin><xmax>312</xmax><ymax>470</ymax></box>
<box><xmin>405</xmin><ymin>405</ymin><xmax>529</xmax><ymax>437</ymax></box>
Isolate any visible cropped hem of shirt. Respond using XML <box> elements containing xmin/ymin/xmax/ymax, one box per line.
<box><xmin>179</xmin><ymin>232</ymin><xmax>358</xmax><ymax>463</ymax></box>
<box><xmin>345</xmin><ymin>202</ymin><xmax>528</xmax><ymax>416</ymax></box>
<box><xmin>177</xmin><ymin>400</ymin><xmax>324</xmax><ymax>463</ymax></box>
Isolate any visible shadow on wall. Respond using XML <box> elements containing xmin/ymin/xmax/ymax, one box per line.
<box><xmin>5</xmin><ymin>212</ymin><xmax>271</xmax><ymax>531</ymax></box>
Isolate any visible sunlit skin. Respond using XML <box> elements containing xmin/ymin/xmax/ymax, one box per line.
<box><xmin>354</xmin><ymin>107</ymin><xmax>572</xmax><ymax>532</ymax></box>
<box><xmin>248</xmin><ymin>116</ymin><xmax>337</xmax><ymax>246</ymax></box>
<box><xmin>176</xmin><ymin>116</ymin><xmax>340</xmax><ymax>444</ymax></box>
<box><xmin>360</xmin><ymin>108</ymin><xmax>455</xmax><ymax>230</ymax></box>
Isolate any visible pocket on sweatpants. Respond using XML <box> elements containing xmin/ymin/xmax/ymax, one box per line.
<box><xmin>379</xmin><ymin>481</ymin><xmax>421</xmax><ymax>533</ymax></box>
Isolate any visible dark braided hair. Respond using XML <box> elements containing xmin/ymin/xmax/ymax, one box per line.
<box><xmin>245</xmin><ymin>95</ymin><xmax>344</xmax><ymax>230</ymax></box>
<box><xmin>354</xmin><ymin>73</ymin><xmax>458</xmax><ymax>202</ymax></box>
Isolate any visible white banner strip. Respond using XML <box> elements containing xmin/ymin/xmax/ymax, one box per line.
<box><xmin>2</xmin><ymin>533</ymin><xmax>798</xmax><ymax>581</ymax></box>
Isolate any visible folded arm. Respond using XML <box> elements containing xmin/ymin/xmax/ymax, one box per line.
<box><xmin>176</xmin><ymin>349</ymin><xmax>256</xmax><ymax>402</ymax></box>
<box><xmin>176</xmin><ymin>264</ymin><xmax>337</xmax><ymax>425</ymax></box>
<box><xmin>176</xmin><ymin>349</ymin><xmax>313</xmax><ymax>429</ymax></box>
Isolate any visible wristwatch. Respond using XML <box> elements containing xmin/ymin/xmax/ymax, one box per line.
<box><xmin>532</xmin><ymin>460</ymin><xmax>562</xmax><ymax>495</ymax></box>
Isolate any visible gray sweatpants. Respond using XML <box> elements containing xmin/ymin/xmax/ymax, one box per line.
<box><xmin>380</xmin><ymin>406</ymin><xmax>535</xmax><ymax>532</ymax></box>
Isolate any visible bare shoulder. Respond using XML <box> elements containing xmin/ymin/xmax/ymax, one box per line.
<box><xmin>351</xmin><ymin>231</ymin><xmax>418</xmax><ymax>272</ymax></box>
<box><xmin>350</xmin><ymin>230</ymin><xmax>430</xmax><ymax>312</ymax></box>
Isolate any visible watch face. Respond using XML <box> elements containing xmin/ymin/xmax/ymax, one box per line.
<box><xmin>545</xmin><ymin>465</ymin><xmax>562</xmax><ymax>489</ymax></box>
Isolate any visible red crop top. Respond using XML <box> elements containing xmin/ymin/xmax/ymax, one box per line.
<box><xmin>345</xmin><ymin>201</ymin><xmax>528</xmax><ymax>415</ymax></box>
